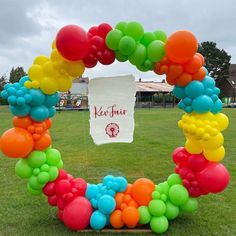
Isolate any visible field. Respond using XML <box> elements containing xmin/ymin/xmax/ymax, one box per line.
<box><xmin>0</xmin><ymin>106</ymin><xmax>235</xmax><ymax>236</ymax></box>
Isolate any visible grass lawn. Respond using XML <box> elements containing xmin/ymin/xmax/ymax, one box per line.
<box><xmin>0</xmin><ymin>106</ymin><xmax>235</xmax><ymax>236</ymax></box>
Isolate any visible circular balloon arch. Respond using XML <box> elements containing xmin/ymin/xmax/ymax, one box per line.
<box><xmin>0</xmin><ymin>22</ymin><xmax>230</xmax><ymax>234</ymax></box>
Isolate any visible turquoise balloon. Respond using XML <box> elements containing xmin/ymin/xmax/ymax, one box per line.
<box><xmin>140</xmin><ymin>32</ymin><xmax>156</xmax><ymax>46</ymax></box>
<box><xmin>185</xmin><ymin>81</ymin><xmax>205</xmax><ymax>99</ymax></box>
<box><xmin>46</xmin><ymin>148</ymin><xmax>61</xmax><ymax>166</ymax></box>
<box><xmin>118</xmin><ymin>36</ymin><xmax>136</xmax><ymax>55</ymax></box>
<box><xmin>153</xmin><ymin>30</ymin><xmax>167</xmax><ymax>42</ymax></box>
<box><xmin>124</xmin><ymin>21</ymin><xmax>144</xmax><ymax>41</ymax></box>
<box><xmin>180</xmin><ymin>198</ymin><xmax>198</xmax><ymax>213</ymax></box>
<box><xmin>105</xmin><ymin>29</ymin><xmax>123</xmax><ymax>50</ymax></box>
<box><xmin>115</xmin><ymin>21</ymin><xmax>127</xmax><ymax>33</ymax></box>
<box><xmin>115</xmin><ymin>51</ymin><xmax>128</xmax><ymax>62</ymax></box>
<box><xmin>169</xmin><ymin>184</ymin><xmax>189</xmax><ymax>206</ymax></box>
<box><xmin>192</xmin><ymin>95</ymin><xmax>214</xmax><ymax>113</ymax></box>
<box><xmin>173</xmin><ymin>86</ymin><xmax>186</xmax><ymax>99</ymax></box>
<box><xmin>129</xmin><ymin>43</ymin><xmax>146</xmax><ymax>66</ymax></box>
<box><xmin>147</xmin><ymin>40</ymin><xmax>165</xmax><ymax>62</ymax></box>
<box><xmin>165</xmin><ymin>201</ymin><xmax>179</xmax><ymax>220</ymax></box>
<box><xmin>30</xmin><ymin>105</ymin><xmax>49</xmax><ymax>122</ymax></box>
<box><xmin>27</xmin><ymin>151</ymin><xmax>47</xmax><ymax>168</ymax></box>
<box><xmin>150</xmin><ymin>216</ymin><xmax>169</xmax><ymax>234</ymax></box>
<box><xmin>15</xmin><ymin>159</ymin><xmax>33</xmax><ymax>179</ymax></box>
<box><xmin>90</xmin><ymin>211</ymin><xmax>106</xmax><ymax>230</ymax></box>
<box><xmin>138</xmin><ymin>206</ymin><xmax>151</xmax><ymax>224</ymax></box>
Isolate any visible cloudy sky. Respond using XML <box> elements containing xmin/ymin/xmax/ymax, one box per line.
<box><xmin>0</xmin><ymin>0</ymin><xmax>235</xmax><ymax>81</ymax></box>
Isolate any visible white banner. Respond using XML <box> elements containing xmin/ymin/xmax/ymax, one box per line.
<box><xmin>88</xmin><ymin>75</ymin><xmax>136</xmax><ymax>145</ymax></box>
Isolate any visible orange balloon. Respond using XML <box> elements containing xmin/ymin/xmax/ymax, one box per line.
<box><xmin>45</xmin><ymin>119</ymin><xmax>52</xmax><ymax>129</ymax></box>
<box><xmin>192</xmin><ymin>67</ymin><xmax>206</xmax><ymax>81</ymax></box>
<box><xmin>166</xmin><ymin>30</ymin><xmax>198</xmax><ymax>63</ymax></box>
<box><xmin>34</xmin><ymin>132</ymin><xmax>52</xmax><ymax>150</ymax></box>
<box><xmin>196</xmin><ymin>52</ymin><xmax>205</xmax><ymax>66</ymax></box>
<box><xmin>176</xmin><ymin>73</ymin><xmax>192</xmax><ymax>86</ymax></box>
<box><xmin>167</xmin><ymin>64</ymin><xmax>183</xmax><ymax>79</ymax></box>
<box><xmin>110</xmin><ymin>210</ymin><xmax>124</xmax><ymax>229</ymax></box>
<box><xmin>123</xmin><ymin>194</ymin><xmax>132</xmax><ymax>204</ymax></box>
<box><xmin>128</xmin><ymin>200</ymin><xmax>138</xmax><ymax>208</ymax></box>
<box><xmin>121</xmin><ymin>207</ymin><xmax>140</xmax><ymax>228</ymax></box>
<box><xmin>0</xmin><ymin>128</ymin><xmax>33</xmax><ymax>158</ymax></box>
<box><xmin>131</xmin><ymin>178</ymin><xmax>155</xmax><ymax>206</ymax></box>
<box><xmin>166</xmin><ymin>76</ymin><xmax>176</xmax><ymax>85</ymax></box>
<box><xmin>115</xmin><ymin>193</ymin><xmax>124</xmax><ymax>209</ymax></box>
<box><xmin>154</xmin><ymin>63</ymin><xmax>168</xmax><ymax>75</ymax></box>
<box><xmin>13</xmin><ymin>116</ymin><xmax>32</xmax><ymax>129</ymax></box>
<box><xmin>184</xmin><ymin>54</ymin><xmax>202</xmax><ymax>74</ymax></box>
<box><xmin>124</xmin><ymin>184</ymin><xmax>133</xmax><ymax>194</ymax></box>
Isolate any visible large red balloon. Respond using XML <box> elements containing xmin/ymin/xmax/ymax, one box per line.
<box><xmin>56</xmin><ymin>25</ymin><xmax>90</xmax><ymax>61</ymax></box>
<box><xmin>62</xmin><ymin>196</ymin><xmax>93</xmax><ymax>230</ymax></box>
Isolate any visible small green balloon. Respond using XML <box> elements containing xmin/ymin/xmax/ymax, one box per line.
<box><xmin>48</xmin><ymin>166</ymin><xmax>59</xmax><ymax>181</ymax></box>
<box><xmin>38</xmin><ymin>171</ymin><xmax>50</xmax><ymax>184</ymax></box>
<box><xmin>153</xmin><ymin>30</ymin><xmax>167</xmax><ymax>42</ymax></box>
<box><xmin>148</xmin><ymin>200</ymin><xmax>166</xmax><ymax>217</ymax></box>
<box><xmin>147</xmin><ymin>40</ymin><xmax>165</xmax><ymax>62</ymax></box>
<box><xmin>160</xmin><ymin>194</ymin><xmax>167</xmax><ymax>202</ymax></box>
<box><xmin>15</xmin><ymin>159</ymin><xmax>32</xmax><ymax>179</ymax></box>
<box><xmin>118</xmin><ymin>36</ymin><xmax>136</xmax><ymax>56</ymax></box>
<box><xmin>138</xmin><ymin>206</ymin><xmax>151</xmax><ymax>225</ymax></box>
<box><xmin>115</xmin><ymin>21</ymin><xmax>127</xmax><ymax>33</ymax></box>
<box><xmin>165</xmin><ymin>201</ymin><xmax>179</xmax><ymax>220</ymax></box>
<box><xmin>124</xmin><ymin>22</ymin><xmax>144</xmax><ymax>41</ymax></box>
<box><xmin>169</xmin><ymin>184</ymin><xmax>189</xmax><ymax>206</ymax></box>
<box><xmin>143</xmin><ymin>59</ymin><xmax>154</xmax><ymax>70</ymax></box>
<box><xmin>27</xmin><ymin>151</ymin><xmax>46</xmax><ymax>168</ymax></box>
<box><xmin>46</xmin><ymin>148</ymin><xmax>61</xmax><ymax>166</ymax></box>
<box><xmin>155</xmin><ymin>181</ymin><xmax>169</xmax><ymax>195</ymax></box>
<box><xmin>152</xmin><ymin>190</ymin><xmax>161</xmax><ymax>200</ymax></box>
<box><xmin>28</xmin><ymin>176</ymin><xmax>43</xmax><ymax>190</ymax></box>
<box><xmin>140</xmin><ymin>32</ymin><xmax>156</xmax><ymax>46</ymax></box>
<box><xmin>129</xmin><ymin>43</ymin><xmax>146</xmax><ymax>66</ymax></box>
<box><xmin>27</xmin><ymin>184</ymin><xmax>42</xmax><ymax>196</ymax></box>
<box><xmin>40</xmin><ymin>163</ymin><xmax>50</xmax><ymax>172</ymax></box>
<box><xmin>180</xmin><ymin>198</ymin><xmax>198</xmax><ymax>213</ymax></box>
<box><xmin>150</xmin><ymin>216</ymin><xmax>169</xmax><ymax>234</ymax></box>
<box><xmin>57</xmin><ymin>160</ymin><xmax>63</xmax><ymax>169</ymax></box>
<box><xmin>33</xmin><ymin>168</ymin><xmax>40</xmax><ymax>176</ymax></box>
<box><xmin>115</xmin><ymin>51</ymin><xmax>128</xmax><ymax>62</ymax></box>
<box><xmin>167</xmin><ymin>173</ymin><xmax>182</xmax><ymax>186</ymax></box>
<box><xmin>136</xmin><ymin>64</ymin><xmax>149</xmax><ymax>72</ymax></box>
<box><xmin>105</xmin><ymin>29</ymin><xmax>123</xmax><ymax>50</ymax></box>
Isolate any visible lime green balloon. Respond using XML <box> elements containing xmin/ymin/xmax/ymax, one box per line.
<box><xmin>40</xmin><ymin>163</ymin><xmax>50</xmax><ymax>172</ymax></box>
<box><xmin>115</xmin><ymin>21</ymin><xmax>127</xmax><ymax>33</ymax></box>
<box><xmin>138</xmin><ymin>206</ymin><xmax>151</xmax><ymax>224</ymax></box>
<box><xmin>155</xmin><ymin>181</ymin><xmax>169</xmax><ymax>195</ymax></box>
<box><xmin>147</xmin><ymin>40</ymin><xmax>165</xmax><ymax>62</ymax></box>
<box><xmin>169</xmin><ymin>184</ymin><xmax>189</xmax><ymax>206</ymax></box>
<box><xmin>15</xmin><ymin>159</ymin><xmax>32</xmax><ymax>179</ymax></box>
<box><xmin>129</xmin><ymin>43</ymin><xmax>146</xmax><ymax>66</ymax></box>
<box><xmin>152</xmin><ymin>190</ymin><xmax>161</xmax><ymax>200</ymax></box>
<box><xmin>154</xmin><ymin>30</ymin><xmax>167</xmax><ymax>42</ymax></box>
<box><xmin>57</xmin><ymin>160</ymin><xmax>63</xmax><ymax>169</ymax></box>
<box><xmin>165</xmin><ymin>201</ymin><xmax>179</xmax><ymax>220</ymax></box>
<box><xmin>167</xmin><ymin>173</ymin><xmax>182</xmax><ymax>186</ymax></box>
<box><xmin>148</xmin><ymin>200</ymin><xmax>166</xmax><ymax>217</ymax></box>
<box><xmin>27</xmin><ymin>184</ymin><xmax>41</xmax><ymax>196</ymax></box>
<box><xmin>124</xmin><ymin>22</ymin><xmax>144</xmax><ymax>41</ymax></box>
<box><xmin>137</xmin><ymin>64</ymin><xmax>149</xmax><ymax>72</ymax></box>
<box><xmin>48</xmin><ymin>166</ymin><xmax>59</xmax><ymax>181</ymax></box>
<box><xmin>180</xmin><ymin>198</ymin><xmax>198</xmax><ymax>213</ymax></box>
<box><xmin>143</xmin><ymin>59</ymin><xmax>154</xmax><ymax>70</ymax></box>
<box><xmin>38</xmin><ymin>171</ymin><xmax>50</xmax><ymax>184</ymax></box>
<box><xmin>27</xmin><ymin>151</ymin><xmax>46</xmax><ymax>168</ymax></box>
<box><xmin>160</xmin><ymin>194</ymin><xmax>167</xmax><ymax>202</ymax></box>
<box><xmin>140</xmin><ymin>32</ymin><xmax>156</xmax><ymax>46</ymax></box>
<box><xmin>33</xmin><ymin>168</ymin><xmax>40</xmax><ymax>176</ymax></box>
<box><xmin>46</xmin><ymin>148</ymin><xmax>61</xmax><ymax>166</ymax></box>
<box><xmin>116</xmin><ymin>51</ymin><xmax>128</xmax><ymax>62</ymax></box>
<box><xmin>105</xmin><ymin>29</ymin><xmax>123</xmax><ymax>50</ymax></box>
<box><xmin>118</xmin><ymin>36</ymin><xmax>136</xmax><ymax>55</ymax></box>
<box><xmin>28</xmin><ymin>176</ymin><xmax>43</xmax><ymax>190</ymax></box>
<box><xmin>150</xmin><ymin>216</ymin><xmax>169</xmax><ymax>234</ymax></box>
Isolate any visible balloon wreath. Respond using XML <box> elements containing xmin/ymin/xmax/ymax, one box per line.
<box><xmin>0</xmin><ymin>22</ymin><xmax>230</xmax><ymax>234</ymax></box>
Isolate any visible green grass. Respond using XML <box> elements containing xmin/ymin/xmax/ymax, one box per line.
<box><xmin>0</xmin><ymin>106</ymin><xmax>235</xmax><ymax>236</ymax></box>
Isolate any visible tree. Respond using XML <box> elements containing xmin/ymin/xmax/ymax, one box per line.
<box><xmin>198</xmin><ymin>41</ymin><xmax>231</xmax><ymax>86</ymax></box>
<box><xmin>9</xmin><ymin>67</ymin><xmax>27</xmax><ymax>83</ymax></box>
<box><xmin>0</xmin><ymin>75</ymin><xmax>7</xmax><ymax>91</ymax></box>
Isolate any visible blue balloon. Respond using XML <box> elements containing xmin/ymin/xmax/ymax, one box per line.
<box><xmin>44</xmin><ymin>92</ymin><xmax>60</xmax><ymax>107</ymax></box>
<box><xmin>192</xmin><ymin>95</ymin><xmax>214</xmax><ymax>113</ymax></box>
<box><xmin>10</xmin><ymin>104</ymin><xmax>30</xmax><ymax>116</ymax></box>
<box><xmin>29</xmin><ymin>89</ymin><xmax>45</xmax><ymax>106</ymax></box>
<box><xmin>91</xmin><ymin>198</ymin><xmax>98</xmax><ymax>208</ymax></box>
<box><xmin>202</xmin><ymin>76</ymin><xmax>215</xmax><ymax>88</ymax></box>
<box><xmin>86</xmin><ymin>184</ymin><xmax>99</xmax><ymax>199</ymax></box>
<box><xmin>103</xmin><ymin>175</ymin><xmax>115</xmax><ymax>186</ymax></box>
<box><xmin>115</xmin><ymin>176</ymin><xmax>128</xmax><ymax>192</ymax></box>
<box><xmin>173</xmin><ymin>86</ymin><xmax>185</xmax><ymax>99</ymax></box>
<box><xmin>98</xmin><ymin>195</ymin><xmax>116</xmax><ymax>215</ymax></box>
<box><xmin>90</xmin><ymin>211</ymin><xmax>106</xmax><ymax>230</ymax></box>
<box><xmin>100</xmin><ymin>186</ymin><xmax>108</xmax><ymax>195</ymax></box>
<box><xmin>185</xmin><ymin>81</ymin><xmax>204</xmax><ymax>99</ymax></box>
<box><xmin>212</xmin><ymin>99</ymin><xmax>223</xmax><ymax>113</ymax></box>
<box><xmin>30</xmin><ymin>105</ymin><xmax>49</xmax><ymax>121</ymax></box>
<box><xmin>107</xmin><ymin>189</ymin><xmax>116</xmax><ymax>197</ymax></box>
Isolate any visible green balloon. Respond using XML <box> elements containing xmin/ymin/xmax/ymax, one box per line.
<box><xmin>48</xmin><ymin>166</ymin><xmax>59</xmax><ymax>181</ymax></box>
<box><xmin>118</xmin><ymin>36</ymin><xmax>136</xmax><ymax>56</ymax></box>
<box><xmin>155</xmin><ymin>181</ymin><xmax>169</xmax><ymax>195</ymax></box>
<box><xmin>115</xmin><ymin>21</ymin><xmax>127</xmax><ymax>33</ymax></box>
<box><xmin>136</xmin><ymin>64</ymin><xmax>149</xmax><ymax>72</ymax></box>
<box><xmin>180</xmin><ymin>198</ymin><xmax>198</xmax><ymax>213</ymax></box>
<box><xmin>27</xmin><ymin>151</ymin><xmax>46</xmax><ymax>168</ymax></box>
<box><xmin>160</xmin><ymin>194</ymin><xmax>167</xmax><ymax>202</ymax></box>
<box><xmin>148</xmin><ymin>200</ymin><xmax>166</xmax><ymax>217</ymax></box>
<box><xmin>167</xmin><ymin>173</ymin><xmax>182</xmax><ymax>186</ymax></box>
<box><xmin>124</xmin><ymin>21</ymin><xmax>144</xmax><ymax>41</ymax></box>
<box><xmin>40</xmin><ymin>164</ymin><xmax>50</xmax><ymax>172</ymax></box>
<box><xmin>57</xmin><ymin>160</ymin><xmax>63</xmax><ymax>169</ymax></box>
<box><xmin>33</xmin><ymin>168</ymin><xmax>40</xmax><ymax>176</ymax></box>
<box><xmin>15</xmin><ymin>159</ymin><xmax>32</xmax><ymax>179</ymax></box>
<box><xmin>138</xmin><ymin>206</ymin><xmax>151</xmax><ymax>225</ymax></box>
<box><xmin>140</xmin><ymin>32</ymin><xmax>156</xmax><ymax>46</ymax></box>
<box><xmin>150</xmin><ymin>216</ymin><xmax>169</xmax><ymax>234</ymax></box>
<box><xmin>147</xmin><ymin>40</ymin><xmax>165</xmax><ymax>62</ymax></box>
<box><xmin>115</xmin><ymin>51</ymin><xmax>128</xmax><ymax>62</ymax></box>
<box><xmin>27</xmin><ymin>184</ymin><xmax>41</xmax><ymax>196</ymax></box>
<box><xmin>129</xmin><ymin>43</ymin><xmax>146</xmax><ymax>66</ymax></box>
<box><xmin>38</xmin><ymin>171</ymin><xmax>50</xmax><ymax>184</ymax></box>
<box><xmin>28</xmin><ymin>176</ymin><xmax>43</xmax><ymax>190</ymax></box>
<box><xmin>143</xmin><ymin>59</ymin><xmax>154</xmax><ymax>70</ymax></box>
<box><xmin>169</xmin><ymin>184</ymin><xmax>189</xmax><ymax>206</ymax></box>
<box><xmin>153</xmin><ymin>30</ymin><xmax>167</xmax><ymax>42</ymax></box>
<box><xmin>105</xmin><ymin>29</ymin><xmax>123</xmax><ymax>50</ymax></box>
<box><xmin>165</xmin><ymin>201</ymin><xmax>179</xmax><ymax>220</ymax></box>
<box><xmin>46</xmin><ymin>148</ymin><xmax>61</xmax><ymax>166</ymax></box>
<box><xmin>152</xmin><ymin>190</ymin><xmax>161</xmax><ymax>200</ymax></box>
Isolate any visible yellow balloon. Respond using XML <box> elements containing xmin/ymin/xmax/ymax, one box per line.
<box><xmin>215</xmin><ymin>113</ymin><xmax>229</xmax><ymax>131</ymax></box>
<box><xmin>65</xmin><ymin>61</ymin><xmax>85</xmax><ymax>78</ymax></box>
<box><xmin>52</xmin><ymin>40</ymin><xmax>56</xmax><ymax>49</ymax></box>
<box><xmin>203</xmin><ymin>146</ymin><xmax>225</xmax><ymax>162</ymax></box>
<box><xmin>40</xmin><ymin>77</ymin><xmax>58</xmax><ymax>95</ymax></box>
<box><xmin>43</xmin><ymin>61</ymin><xmax>56</xmax><ymax>77</ymax></box>
<box><xmin>57</xmin><ymin>77</ymin><xmax>72</xmax><ymax>92</ymax></box>
<box><xmin>24</xmin><ymin>80</ymin><xmax>32</xmax><ymax>89</ymax></box>
<box><xmin>28</xmin><ymin>65</ymin><xmax>43</xmax><ymax>81</ymax></box>
<box><xmin>33</xmin><ymin>55</ymin><xmax>49</xmax><ymax>65</ymax></box>
<box><xmin>201</xmin><ymin>133</ymin><xmax>224</xmax><ymax>149</ymax></box>
<box><xmin>31</xmin><ymin>80</ymin><xmax>40</xmax><ymax>89</ymax></box>
<box><xmin>50</xmin><ymin>49</ymin><xmax>63</xmax><ymax>62</ymax></box>
<box><xmin>185</xmin><ymin>139</ymin><xmax>202</xmax><ymax>154</ymax></box>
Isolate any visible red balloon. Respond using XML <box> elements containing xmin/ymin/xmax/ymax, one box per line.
<box><xmin>187</xmin><ymin>154</ymin><xmax>208</xmax><ymax>171</ymax></box>
<box><xmin>196</xmin><ymin>163</ymin><xmax>230</xmax><ymax>193</ymax></box>
<box><xmin>88</xmin><ymin>26</ymin><xmax>98</xmax><ymax>38</ymax></box>
<box><xmin>56</xmin><ymin>25</ymin><xmax>90</xmax><ymax>61</ymax></box>
<box><xmin>172</xmin><ymin>147</ymin><xmax>189</xmax><ymax>166</ymax></box>
<box><xmin>99</xmin><ymin>49</ymin><xmax>116</xmax><ymax>65</ymax></box>
<box><xmin>91</xmin><ymin>36</ymin><xmax>106</xmax><ymax>51</ymax></box>
<box><xmin>83</xmin><ymin>54</ymin><xmax>98</xmax><ymax>68</ymax></box>
<box><xmin>97</xmin><ymin>23</ymin><xmax>112</xmax><ymax>38</ymax></box>
<box><xmin>55</xmin><ymin>179</ymin><xmax>71</xmax><ymax>196</ymax></box>
<box><xmin>71</xmin><ymin>178</ymin><xmax>87</xmax><ymax>196</ymax></box>
<box><xmin>63</xmin><ymin>196</ymin><xmax>93</xmax><ymax>230</ymax></box>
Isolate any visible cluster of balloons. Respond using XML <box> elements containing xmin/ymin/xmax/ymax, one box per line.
<box><xmin>173</xmin><ymin>147</ymin><xmax>230</xmax><ymax>197</ymax></box>
<box><xmin>106</xmin><ymin>21</ymin><xmax>166</xmax><ymax>71</ymax></box>
<box><xmin>174</xmin><ymin>75</ymin><xmax>222</xmax><ymax>113</ymax></box>
<box><xmin>15</xmin><ymin>148</ymin><xmax>63</xmax><ymax>195</ymax></box>
<box><xmin>178</xmin><ymin>112</ymin><xmax>229</xmax><ymax>161</ymax></box>
<box><xmin>0</xmin><ymin>76</ymin><xmax>59</xmax><ymax>121</ymax></box>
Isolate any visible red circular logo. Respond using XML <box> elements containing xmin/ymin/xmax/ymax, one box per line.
<box><xmin>105</xmin><ymin>123</ymin><xmax>119</xmax><ymax>138</ymax></box>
